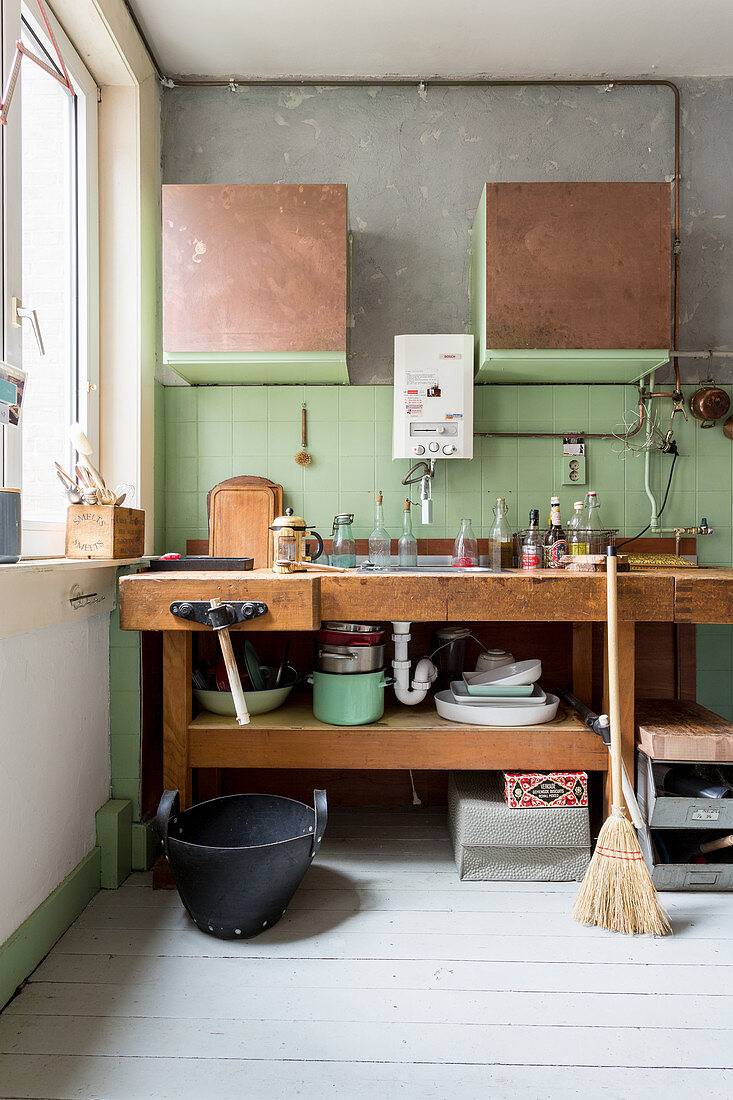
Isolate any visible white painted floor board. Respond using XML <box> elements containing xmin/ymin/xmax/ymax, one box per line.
<box><xmin>1</xmin><ymin>807</ymin><xmax>732</xmax><ymax>1100</ymax></box>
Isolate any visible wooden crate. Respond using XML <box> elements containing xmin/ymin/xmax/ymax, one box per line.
<box><xmin>65</xmin><ymin>505</ymin><xmax>145</xmax><ymax>559</ymax></box>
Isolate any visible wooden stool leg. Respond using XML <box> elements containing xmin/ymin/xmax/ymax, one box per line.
<box><xmin>603</xmin><ymin>620</ymin><xmax>635</xmax><ymax>818</ymax></box>
<box><xmin>163</xmin><ymin>632</ymin><xmax>193</xmax><ymax>808</ymax></box>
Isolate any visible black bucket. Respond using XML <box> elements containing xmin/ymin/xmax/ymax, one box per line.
<box><xmin>156</xmin><ymin>788</ymin><xmax>327</xmax><ymax>939</ymax></box>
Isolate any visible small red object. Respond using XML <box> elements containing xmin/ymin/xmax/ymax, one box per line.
<box><xmin>159</xmin><ymin>553</ymin><xmax>181</xmax><ymax>560</ymax></box>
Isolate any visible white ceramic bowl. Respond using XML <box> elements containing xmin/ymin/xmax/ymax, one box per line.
<box><xmin>435</xmin><ymin>689</ymin><xmax>559</xmax><ymax>726</ymax></box>
<box><xmin>463</xmin><ymin>659</ymin><xmax>542</xmax><ymax>687</ymax></box>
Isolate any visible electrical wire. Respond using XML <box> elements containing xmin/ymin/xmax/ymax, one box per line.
<box><xmin>616</xmin><ymin>444</ymin><xmax>678</xmax><ymax>549</ymax></box>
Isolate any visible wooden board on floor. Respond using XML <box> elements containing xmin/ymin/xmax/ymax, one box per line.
<box><xmin>636</xmin><ymin>699</ymin><xmax>733</xmax><ymax>761</ymax></box>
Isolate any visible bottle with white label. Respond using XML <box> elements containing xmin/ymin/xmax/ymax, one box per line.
<box><xmin>522</xmin><ymin>509</ymin><xmax>542</xmax><ymax>570</ymax></box>
<box><xmin>544</xmin><ymin>497</ymin><xmax>566</xmax><ymax>568</ymax></box>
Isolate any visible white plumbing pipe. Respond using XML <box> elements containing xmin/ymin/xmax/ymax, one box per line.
<box><xmin>391</xmin><ymin>621</ymin><xmax>438</xmax><ymax>705</ymax></box>
<box><xmin>643</xmin><ymin>371</ymin><xmax>660</xmax><ymax>532</ymax></box>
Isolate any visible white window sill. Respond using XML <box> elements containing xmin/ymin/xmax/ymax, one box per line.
<box><xmin>0</xmin><ymin>558</ymin><xmax>149</xmax><ymax>640</ymax></box>
<box><xmin>0</xmin><ymin>556</ymin><xmax>148</xmax><ymax>575</ymax></box>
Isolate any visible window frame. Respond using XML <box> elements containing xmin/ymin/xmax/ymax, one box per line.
<box><xmin>1</xmin><ymin>0</ymin><xmax>99</xmax><ymax>558</ymax></box>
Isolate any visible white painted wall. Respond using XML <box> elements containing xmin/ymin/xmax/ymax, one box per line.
<box><xmin>0</xmin><ymin>614</ymin><xmax>110</xmax><ymax>944</ymax></box>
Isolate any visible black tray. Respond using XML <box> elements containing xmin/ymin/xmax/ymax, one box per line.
<box><xmin>149</xmin><ymin>556</ymin><xmax>254</xmax><ymax>572</ymax></box>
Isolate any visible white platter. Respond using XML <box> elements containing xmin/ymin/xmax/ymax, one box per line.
<box><xmin>435</xmin><ymin>690</ymin><xmax>560</xmax><ymax>726</ymax></box>
<box><xmin>463</xmin><ymin>659</ymin><xmax>542</xmax><ymax>687</ymax></box>
<box><xmin>449</xmin><ymin>682</ymin><xmax>547</xmax><ymax>707</ymax></box>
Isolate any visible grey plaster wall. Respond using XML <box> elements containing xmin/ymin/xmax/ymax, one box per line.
<box><xmin>161</xmin><ymin>81</ymin><xmax>733</xmax><ymax>384</ymax></box>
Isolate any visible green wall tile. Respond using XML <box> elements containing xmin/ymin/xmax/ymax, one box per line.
<box><xmin>340</xmin><ymin>386</ymin><xmax>375</xmax><ymax>421</ymax></box>
<box><xmin>110</xmin><ymin>647</ymin><xmax>140</xmax><ymax>695</ymax></box>
<box><xmin>198</xmin><ymin>420</ymin><xmax>233</xmax><ymax>457</ymax></box>
<box><xmin>343</xmin><ymin>420</ymin><xmax>377</xmax><ymax>456</ymax></box>
<box><xmin>166</xmin><ymin>385</ymin><xmax>197</xmax><ymax>422</ymax></box>
<box><xmin>110</xmin><ymin>690</ymin><xmax>140</xmax><ymax>737</ymax></box>
<box><xmin>110</xmin><ymin>735</ymin><xmax>141</xmax><ymax>781</ymax></box>
<box><xmin>166</xmin><ymin>491</ymin><xmax>200</xmax><ymax>529</ymax></box>
<box><xmin>198</xmin><ymin>456</ymin><xmax>233</xmax><ymax>492</ymax></box>
<box><xmin>167</xmin><ymin>421</ymin><xmax>197</xmax><ymax>457</ymax></box>
<box><xmin>166</xmin><ymin>455</ymin><xmax>198</xmax><ymax>494</ymax></box>
<box><xmin>305</xmin><ymin>388</ymin><xmax>339</xmax><ymax>420</ymax></box>
<box><xmin>233</xmin><ymin>387</ymin><xmax>268</xmax><ymax>421</ymax></box>
<box><xmin>341</xmin><ymin>456</ymin><xmax>376</xmax><ymax>492</ymax></box>
<box><xmin>233</xmin><ymin>420</ymin><xmax>268</xmax><ymax>456</ymax></box>
<box><xmin>553</xmin><ymin>385</ymin><xmax>589</xmax><ymax>429</ymax></box>
<box><xmin>268</xmin><ymin>422</ymin><xmax>298</xmax><ymax>455</ymax></box>
<box><xmin>197</xmin><ymin>387</ymin><xmax>233</xmax><ymax>421</ymax></box>
<box><xmin>267</xmin><ymin>386</ymin><xmax>305</xmax><ymax>420</ymax></box>
<box><xmin>304</xmin><ymin>458</ymin><xmax>340</xmax><ymax>491</ymax></box>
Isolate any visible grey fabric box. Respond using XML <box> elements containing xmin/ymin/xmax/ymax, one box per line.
<box><xmin>448</xmin><ymin>771</ymin><xmax>591</xmax><ymax>881</ymax></box>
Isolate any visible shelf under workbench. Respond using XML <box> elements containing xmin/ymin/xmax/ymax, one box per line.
<box><xmin>188</xmin><ymin>702</ymin><xmax>607</xmax><ymax>772</ymax></box>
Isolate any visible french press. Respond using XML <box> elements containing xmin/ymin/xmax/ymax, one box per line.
<box><xmin>269</xmin><ymin>508</ymin><xmax>324</xmax><ymax>574</ymax></box>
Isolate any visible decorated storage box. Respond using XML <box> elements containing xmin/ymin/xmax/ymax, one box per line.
<box><xmin>448</xmin><ymin>771</ymin><xmax>591</xmax><ymax>881</ymax></box>
<box><xmin>503</xmin><ymin>771</ymin><xmax>588</xmax><ymax>809</ymax></box>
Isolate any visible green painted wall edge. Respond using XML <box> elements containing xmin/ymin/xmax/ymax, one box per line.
<box><xmin>474</xmin><ymin>349</ymin><xmax>670</xmax><ymax>384</ymax></box>
<box><xmin>96</xmin><ymin>799</ymin><xmax>133</xmax><ymax>889</ymax></box>
<box><xmin>0</xmin><ymin>848</ymin><xmax>100</xmax><ymax>1010</ymax></box>
<box><xmin>163</xmin><ymin>350</ymin><xmax>349</xmax><ymax>385</ymax></box>
<box><xmin>132</xmin><ymin>819</ymin><xmax>159</xmax><ymax>871</ymax></box>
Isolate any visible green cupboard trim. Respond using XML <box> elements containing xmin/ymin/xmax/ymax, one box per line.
<box><xmin>163</xmin><ymin>350</ymin><xmax>350</xmax><ymax>385</ymax></box>
<box><xmin>0</xmin><ymin>848</ymin><xmax>100</xmax><ymax>1010</ymax></box>
<box><xmin>473</xmin><ymin>348</ymin><xmax>670</xmax><ymax>384</ymax></box>
<box><xmin>132</xmin><ymin>819</ymin><xmax>160</xmax><ymax>871</ymax></box>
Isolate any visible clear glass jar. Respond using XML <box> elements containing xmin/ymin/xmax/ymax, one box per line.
<box><xmin>331</xmin><ymin>512</ymin><xmax>356</xmax><ymax>568</ymax></box>
<box><xmin>452</xmin><ymin>517</ymin><xmax>479</xmax><ymax>567</ymax></box>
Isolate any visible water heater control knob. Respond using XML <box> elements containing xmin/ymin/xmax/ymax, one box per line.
<box><xmin>442</xmin><ymin>444</ymin><xmax>458</xmax><ymax>455</ymax></box>
<box><xmin>412</xmin><ymin>444</ymin><xmax>425</xmax><ymax>455</ymax></box>
<box><xmin>428</xmin><ymin>441</ymin><xmax>440</xmax><ymax>453</ymax></box>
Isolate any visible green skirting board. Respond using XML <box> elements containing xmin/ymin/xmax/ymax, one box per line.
<box><xmin>0</xmin><ymin>848</ymin><xmax>100</xmax><ymax>1010</ymax></box>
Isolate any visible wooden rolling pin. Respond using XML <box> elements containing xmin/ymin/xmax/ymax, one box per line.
<box><xmin>209</xmin><ymin>598</ymin><xmax>250</xmax><ymax>726</ymax></box>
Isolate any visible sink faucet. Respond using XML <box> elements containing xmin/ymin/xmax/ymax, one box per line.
<box><xmin>402</xmin><ymin>459</ymin><xmax>436</xmax><ymax>525</ymax></box>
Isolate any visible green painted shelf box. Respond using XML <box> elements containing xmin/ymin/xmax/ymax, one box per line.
<box><xmin>163</xmin><ymin>183</ymin><xmax>349</xmax><ymax>384</ymax></box>
<box><xmin>470</xmin><ymin>182</ymin><xmax>672</xmax><ymax>383</ymax></box>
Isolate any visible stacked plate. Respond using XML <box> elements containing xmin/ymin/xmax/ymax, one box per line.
<box><xmin>434</xmin><ymin>659</ymin><xmax>560</xmax><ymax>726</ymax></box>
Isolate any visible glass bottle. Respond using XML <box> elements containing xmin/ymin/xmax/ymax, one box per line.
<box><xmin>567</xmin><ymin>501</ymin><xmax>588</xmax><ymax>555</ymax></box>
<box><xmin>522</xmin><ymin>508</ymin><xmax>542</xmax><ymax>570</ymax></box>
<box><xmin>452</xmin><ymin>518</ymin><xmax>479</xmax><ymax>567</ymax></box>
<box><xmin>368</xmin><ymin>490</ymin><xmax>391</xmax><ymax>567</ymax></box>
<box><xmin>544</xmin><ymin>496</ymin><xmax>567</xmax><ymax>568</ymax></box>
<box><xmin>584</xmin><ymin>491</ymin><xmax>603</xmax><ymax>554</ymax></box>
<box><xmin>398</xmin><ymin>499</ymin><xmax>418</xmax><ymax>567</ymax></box>
<box><xmin>331</xmin><ymin>512</ymin><xmax>356</xmax><ymax>568</ymax></box>
<box><xmin>488</xmin><ymin>497</ymin><xmax>513</xmax><ymax>571</ymax></box>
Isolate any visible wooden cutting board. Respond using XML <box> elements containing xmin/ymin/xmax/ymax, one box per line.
<box><xmin>208</xmin><ymin>476</ymin><xmax>283</xmax><ymax>567</ymax></box>
<box><xmin>636</xmin><ymin>699</ymin><xmax>733</xmax><ymax>762</ymax></box>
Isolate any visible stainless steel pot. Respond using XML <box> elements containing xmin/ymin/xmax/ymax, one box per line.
<box><xmin>316</xmin><ymin>643</ymin><xmax>385</xmax><ymax>674</ymax></box>
<box><xmin>322</xmin><ymin>621</ymin><xmax>382</xmax><ymax>634</ymax></box>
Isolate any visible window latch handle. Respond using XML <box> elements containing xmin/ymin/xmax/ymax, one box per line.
<box><xmin>11</xmin><ymin>297</ymin><xmax>45</xmax><ymax>356</ymax></box>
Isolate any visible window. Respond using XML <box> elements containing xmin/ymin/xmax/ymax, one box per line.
<box><xmin>1</xmin><ymin>0</ymin><xmax>98</xmax><ymax>557</ymax></box>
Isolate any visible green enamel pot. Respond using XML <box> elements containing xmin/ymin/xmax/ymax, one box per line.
<box><xmin>307</xmin><ymin>668</ymin><xmax>393</xmax><ymax>726</ymax></box>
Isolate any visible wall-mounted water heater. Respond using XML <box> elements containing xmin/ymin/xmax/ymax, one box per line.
<box><xmin>392</xmin><ymin>334</ymin><xmax>474</xmax><ymax>461</ymax></box>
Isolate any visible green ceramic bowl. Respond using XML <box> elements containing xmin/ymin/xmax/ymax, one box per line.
<box><xmin>194</xmin><ymin>667</ymin><xmax>297</xmax><ymax>717</ymax></box>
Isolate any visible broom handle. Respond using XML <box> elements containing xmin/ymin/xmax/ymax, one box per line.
<box><xmin>606</xmin><ymin>548</ymin><xmax>624</xmax><ymax>814</ymax></box>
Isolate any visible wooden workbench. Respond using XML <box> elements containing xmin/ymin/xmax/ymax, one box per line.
<box><xmin>118</xmin><ymin>567</ymin><xmax>724</xmax><ymax>811</ymax></box>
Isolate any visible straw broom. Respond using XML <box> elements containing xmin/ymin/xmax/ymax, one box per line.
<box><xmin>572</xmin><ymin>546</ymin><xmax>671</xmax><ymax>936</ymax></box>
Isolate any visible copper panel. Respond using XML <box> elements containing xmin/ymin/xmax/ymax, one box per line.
<box><xmin>163</xmin><ymin>184</ymin><xmax>347</xmax><ymax>353</ymax></box>
<box><xmin>484</xmin><ymin>182</ymin><xmax>671</xmax><ymax>349</ymax></box>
